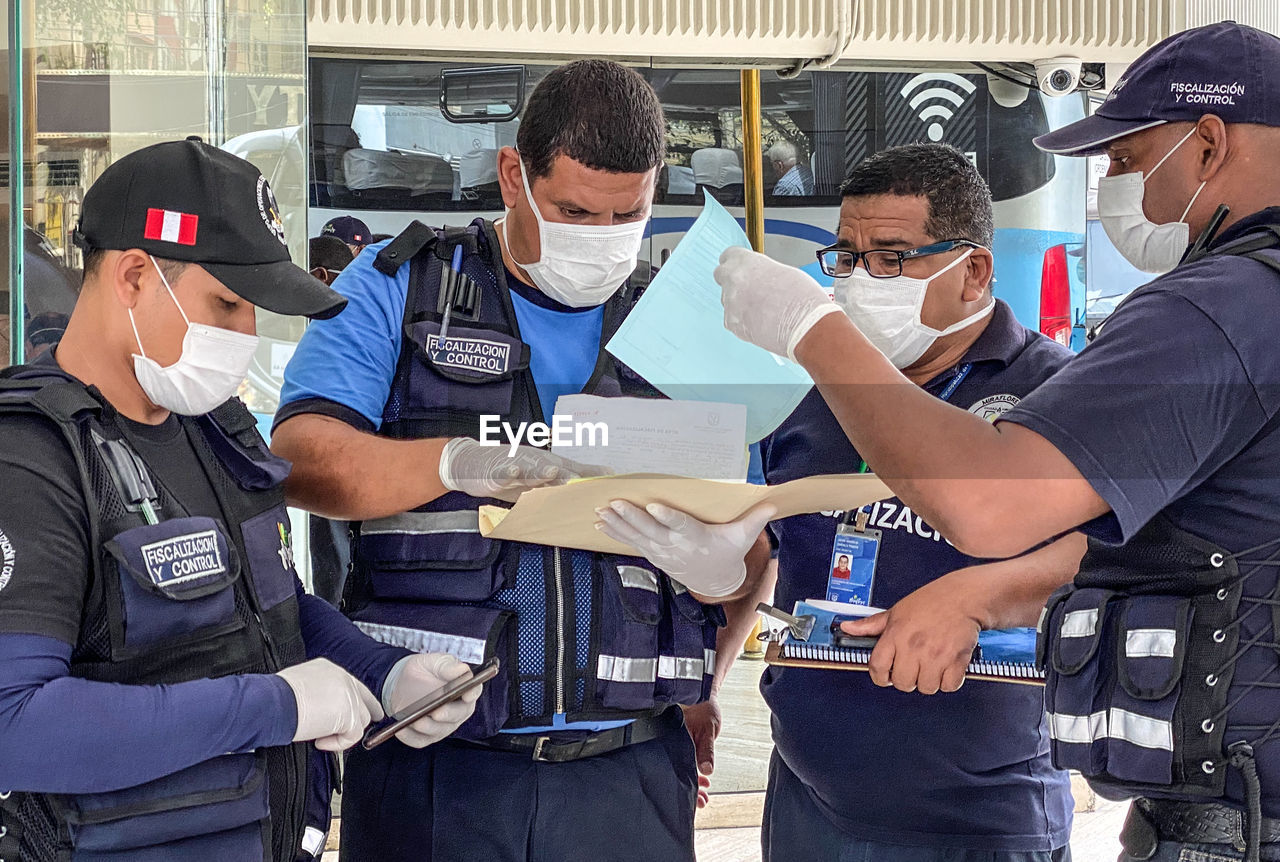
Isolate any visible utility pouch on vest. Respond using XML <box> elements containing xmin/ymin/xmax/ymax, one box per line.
<box><xmin>1039</xmin><ymin>518</ymin><xmax>1243</xmax><ymax>797</ymax></box>
<box><xmin>349</xmin><ymin>600</ymin><xmax>518</xmax><ymax>740</ymax></box>
<box><xmin>358</xmin><ymin>505</ymin><xmax>516</xmax><ymax>603</ymax></box>
<box><xmin>54</xmin><ymin>752</ymin><xmax>269</xmax><ymax>859</ymax></box>
<box><xmin>104</xmin><ymin>517</ymin><xmax>243</xmax><ymax>655</ymax></box>
<box><xmin>592</xmin><ymin>557</ymin><xmax>665</xmax><ymax>710</ymax></box>
<box><xmin>659</xmin><ymin>578</ymin><xmax>724</xmax><ymax>706</ymax></box>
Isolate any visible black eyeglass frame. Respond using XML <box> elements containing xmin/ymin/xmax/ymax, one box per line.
<box><xmin>815</xmin><ymin>238</ymin><xmax>982</xmax><ymax>279</ymax></box>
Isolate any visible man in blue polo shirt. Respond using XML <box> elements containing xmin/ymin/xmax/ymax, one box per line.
<box><xmin>270</xmin><ymin>60</ymin><xmax>770</xmax><ymax>862</ymax></box>
<box><xmin>599</xmin><ymin>143</ymin><xmax>1081</xmax><ymax>860</ymax></box>
<box><xmin>713</xmin><ymin>22</ymin><xmax>1280</xmax><ymax>862</ymax></box>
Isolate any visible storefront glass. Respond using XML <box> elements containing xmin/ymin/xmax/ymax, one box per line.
<box><xmin>2</xmin><ymin>0</ymin><xmax>307</xmax><ymax>423</ymax></box>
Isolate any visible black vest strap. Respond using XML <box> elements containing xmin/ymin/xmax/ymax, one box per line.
<box><xmin>374</xmin><ymin>220</ymin><xmax>437</xmax><ymax>277</ymax></box>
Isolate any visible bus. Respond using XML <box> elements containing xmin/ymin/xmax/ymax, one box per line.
<box><xmin>302</xmin><ymin>60</ymin><xmax>1090</xmax><ymax>355</ymax></box>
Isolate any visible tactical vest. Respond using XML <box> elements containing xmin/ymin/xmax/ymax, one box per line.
<box><xmin>343</xmin><ymin>219</ymin><xmax>723</xmax><ymax>737</ymax></box>
<box><xmin>1037</xmin><ymin>225</ymin><xmax>1280</xmax><ymax>854</ymax></box>
<box><xmin>0</xmin><ymin>365</ymin><xmax>310</xmax><ymax>862</ymax></box>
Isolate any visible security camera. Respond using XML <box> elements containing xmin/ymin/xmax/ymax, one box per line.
<box><xmin>1034</xmin><ymin>58</ymin><xmax>1083</xmax><ymax>97</ymax></box>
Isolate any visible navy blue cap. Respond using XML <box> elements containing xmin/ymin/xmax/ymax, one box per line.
<box><xmin>1035</xmin><ymin>22</ymin><xmax>1280</xmax><ymax>156</ymax></box>
<box><xmin>321</xmin><ymin>215</ymin><xmax>371</xmax><ymax>247</ymax></box>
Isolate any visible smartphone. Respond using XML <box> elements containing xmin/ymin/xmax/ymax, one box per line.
<box><xmin>361</xmin><ymin>657</ymin><xmax>500</xmax><ymax>750</ymax></box>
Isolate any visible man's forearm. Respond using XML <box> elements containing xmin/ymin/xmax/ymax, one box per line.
<box><xmin>793</xmin><ymin>315</ymin><xmax>1105</xmax><ymax>557</ymax></box>
<box><xmin>272</xmin><ymin>414</ymin><xmax>450</xmax><ymax>521</ymax></box>
<box><xmin>954</xmin><ymin>532</ymin><xmax>1087</xmax><ymax>630</ymax></box>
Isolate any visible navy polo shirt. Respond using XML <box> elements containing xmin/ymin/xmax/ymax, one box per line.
<box><xmin>760</xmin><ymin>299</ymin><xmax>1074</xmax><ymax>851</ymax></box>
<box><xmin>1002</xmin><ymin>207</ymin><xmax>1280</xmax><ymax>817</ymax></box>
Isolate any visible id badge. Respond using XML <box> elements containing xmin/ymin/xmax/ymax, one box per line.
<box><xmin>826</xmin><ymin>522</ymin><xmax>881</xmax><ymax>607</ymax></box>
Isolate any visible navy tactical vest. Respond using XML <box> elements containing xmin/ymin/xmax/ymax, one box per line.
<box><xmin>343</xmin><ymin>219</ymin><xmax>723</xmax><ymax>736</ymax></box>
<box><xmin>0</xmin><ymin>365</ymin><xmax>312</xmax><ymax>862</ymax></box>
<box><xmin>1037</xmin><ymin>226</ymin><xmax>1280</xmax><ymax>854</ymax></box>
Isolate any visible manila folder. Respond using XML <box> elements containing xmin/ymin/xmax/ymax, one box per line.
<box><xmin>478</xmin><ymin>473</ymin><xmax>891</xmax><ymax>555</ymax></box>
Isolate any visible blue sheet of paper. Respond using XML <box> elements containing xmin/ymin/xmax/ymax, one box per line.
<box><xmin>607</xmin><ymin>192</ymin><xmax>813</xmax><ymax>442</ymax></box>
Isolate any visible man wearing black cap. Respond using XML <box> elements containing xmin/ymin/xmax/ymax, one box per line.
<box><xmin>713</xmin><ymin>21</ymin><xmax>1280</xmax><ymax>862</ymax></box>
<box><xmin>0</xmin><ymin>138</ymin><xmax>479</xmax><ymax>862</ymax></box>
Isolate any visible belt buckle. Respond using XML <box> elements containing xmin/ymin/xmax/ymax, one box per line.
<box><xmin>531</xmin><ymin>736</ymin><xmax>553</xmax><ymax>763</ymax></box>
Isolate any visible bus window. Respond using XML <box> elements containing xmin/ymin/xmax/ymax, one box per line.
<box><xmin>309</xmin><ymin>59</ymin><xmax>557</xmax><ymax>216</ymax></box>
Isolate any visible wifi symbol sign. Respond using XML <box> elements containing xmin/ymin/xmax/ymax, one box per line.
<box><xmin>900</xmin><ymin>73</ymin><xmax>978</xmax><ymax>142</ymax></box>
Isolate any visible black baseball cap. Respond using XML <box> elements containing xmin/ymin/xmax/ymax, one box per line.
<box><xmin>321</xmin><ymin>215</ymin><xmax>372</xmax><ymax>247</ymax></box>
<box><xmin>74</xmin><ymin>137</ymin><xmax>347</xmax><ymax>320</ymax></box>
<box><xmin>1035</xmin><ymin>22</ymin><xmax>1280</xmax><ymax>157</ymax></box>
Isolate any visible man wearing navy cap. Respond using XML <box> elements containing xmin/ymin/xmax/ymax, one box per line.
<box><xmin>321</xmin><ymin>215</ymin><xmax>372</xmax><ymax>258</ymax></box>
<box><xmin>0</xmin><ymin>139</ymin><xmax>478</xmax><ymax>862</ymax></box>
<box><xmin>713</xmin><ymin>21</ymin><xmax>1280</xmax><ymax>862</ymax></box>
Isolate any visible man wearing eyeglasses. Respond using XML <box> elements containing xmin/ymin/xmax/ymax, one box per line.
<box><xmin>597</xmin><ymin>143</ymin><xmax>1082</xmax><ymax>861</ymax></box>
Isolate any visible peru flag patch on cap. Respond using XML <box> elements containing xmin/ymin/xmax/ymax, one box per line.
<box><xmin>144</xmin><ymin>208</ymin><xmax>199</xmax><ymax>245</ymax></box>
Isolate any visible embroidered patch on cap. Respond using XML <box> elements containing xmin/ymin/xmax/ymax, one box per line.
<box><xmin>0</xmin><ymin>527</ymin><xmax>14</xmax><ymax>592</ymax></box>
<box><xmin>143</xmin><ymin>208</ymin><xmax>199</xmax><ymax>245</ymax></box>
<box><xmin>256</xmin><ymin>175</ymin><xmax>287</xmax><ymax>246</ymax></box>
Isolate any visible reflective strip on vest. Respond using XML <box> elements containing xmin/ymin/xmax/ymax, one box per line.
<box><xmin>361</xmin><ymin>510</ymin><xmax>480</xmax><ymax>536</ymax></box>
<box><xmin>1061</xmin><ymin>608</ymin><xmax>1099</xmax><ymax>638</ymax></box>
<box><xmin>1036</xmin><ymin>605</ymin><xmax>1048</xmax><ymax>634</ymax></box>
<box><xmin>1125</xmin><ymin>628</ymin><xmax>1177</xmax><ymax>659</ymax></box>
<box><xmin>1047</xmin><ymin>709</ymin><xmax>1173</xmax><ymax>751</ymax></box>
<box><xmin>1048</xmin><ymin>710</ymin><xmax>1107</xmax><ymax>744</ymax></box>
<box><xmin>617</xmin><ymin>565</ymin><xmax>659</xmax><ymax>593</ymax></box>
<box><xmin>658</xmin><ymin>655</ymin><xmax>704</xmax><ymax>681</ymax></box>
<box><xmin>704</xmin><ymin>648</ymin><xmax>716</xmax><ymax>677</ymax></box>
<box><xmin>1109</xmin><ymin>708</ymin><xmax>1174</xmax><ymax>751</ymax></box>
<box><xmin>597</xmin><ymin>655</ymin><xmax>658</xmax><ymax>683</ymax></box>
<box><xmin>301</xmin><ymin>826</ymin><xmax>327</xmax><ymax>858</ymax></box>
<box><xmin>354</xmin><ymin>621</ymin><xmax>486</xmax><ymax>664</ymax></box>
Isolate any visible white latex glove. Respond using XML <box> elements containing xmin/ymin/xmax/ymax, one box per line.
<box><xmin>381</xmin><ymin>653</ymin><xmax>481</xmax><ymax>748</ymax></box>
<box><xmin>276</xmin><ymin>658</ymin><xmax>384</xmax><ymax>752</ymax></box>
<box><xmin>713</xmin><ymin>246</ymin><xmax>842</xmax><ymax>361</ymax></box>
<box><xmin>438</xmin><ymin>437</ymin><xmax>611</xmax><ymax>502</ymax></box>
<box><xmin>594</xmin><ymin>501</ymin><xmax>777</xmax><ymax>598</ymax></box>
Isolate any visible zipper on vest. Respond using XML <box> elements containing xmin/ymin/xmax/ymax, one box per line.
<box><xmin>553</xmin><ymin>547</ymin><xmax>567</xmax><ymax>715</ymax></box>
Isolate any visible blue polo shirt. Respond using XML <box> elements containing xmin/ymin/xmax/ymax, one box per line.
<box><xmin>1001</xmin><ymin>207</ymin><xmax>1280</xmax><ymax>817</ymax></box>
<box><xmin>760</xmin><ymin>299</ymin><xmax>1074</xmax><ymax>851</ymax></box>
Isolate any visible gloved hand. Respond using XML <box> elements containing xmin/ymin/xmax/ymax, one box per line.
<box><xmin>381</xmin><ymin>653</ymin><xmax>481</xmax><ymax>748</ymax></box>
<box><xmin>438</xmin><ymin>437</ymin><xmax>611</xmax><ymax>502</ymax></box>
<box><xmin>594</xmin><ymin>501</ymin><xmax>777</xmax><ymax>597</ymax></box>
<box><xmin>276</xmin><ymin>658</ymin><xmax>384</xmax><ymax>752</ymax></box>
<box><xmin>713</xmin><ymin>246</ymin><xmax>841</xmax><ymax>361</ymax></box>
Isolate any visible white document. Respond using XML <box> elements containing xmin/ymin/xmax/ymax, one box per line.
<box><xmin>551</xmin><ymin>394</ymin><xmax>748</xmax><ymax>481</ymax></box>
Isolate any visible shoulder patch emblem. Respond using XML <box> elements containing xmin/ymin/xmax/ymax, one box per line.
<box><xmin>968</xmin><ymin>393</ymin><xmax>1020</xmax><ymax>422</ymax></box>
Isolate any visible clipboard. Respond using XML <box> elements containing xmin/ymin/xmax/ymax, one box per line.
<box><xmin>764</xmin><ymin>639</ymin><xmax>1045</xmax><ymax>686</ymax></box>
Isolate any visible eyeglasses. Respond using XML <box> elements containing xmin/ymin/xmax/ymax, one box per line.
<box><xmin>816</xmin><ymin>238</ymin><xmax>980</xmax><ymax>279</ymax></box>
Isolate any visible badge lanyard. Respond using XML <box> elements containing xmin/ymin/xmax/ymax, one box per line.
<box><xmin>831</xmin><ymin>363</ymin><xmax>973</xmax><ymax>607</ymax></box>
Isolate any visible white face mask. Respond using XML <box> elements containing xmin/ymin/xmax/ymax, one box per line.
<box><xmin>129</xmin><ymin>256</ymin><xmax>259</xmax><ymax>416</ymax></box>
<box><xmin>507</xmin><ymin>160</ymin><xmax>649</xmax><ymax>308</ymax></box>
<box><xmin>1097</xmin><ymin>126</ymin><xmax>1207</xmax><ymax>274</ymax></box>
<box><xmin>834</xmin><ymin>248</ymin><xmax>992</xmax><ymax>369</ymax></box>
